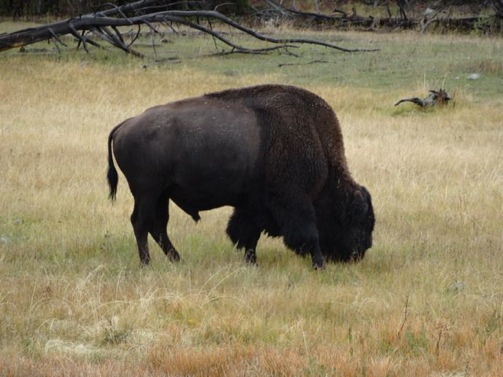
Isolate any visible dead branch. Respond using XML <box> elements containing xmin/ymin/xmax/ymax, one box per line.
<box><xmin>263</xmin><ymin>0</ymin><xmax>501</xmax><ymax>34</ymax></box>
<box><xmin>0</xmin><ymin>0</ymin><xmax>377</xmax><ymax>55</ymax></box>
<box><xmin>395</xmin><ymin>89</ymin><xmax>451</xmax><ymax>108</ymax></box>
<box><xmin>264</xmin><ymin>0</ymin><xmax>416</xmax><ymax>30</ymax></box>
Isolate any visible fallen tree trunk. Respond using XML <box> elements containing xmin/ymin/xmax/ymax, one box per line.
<box><xmin>0</xmin><ymin>0</ymin><xmax>378</xmax><ymax>56</ymax></box>
<box><xmin>395</xmin><ymin>89</ymin><xmax>452</xmax><ymax>108</ymax></box>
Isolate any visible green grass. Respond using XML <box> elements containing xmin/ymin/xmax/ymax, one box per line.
<box><xmin>0</xmin><ymin>24</ymin><xmax>502</xmax><ymax>376</ymax></box>
<box><xmin>2</xmin><ymin>20</ymin><xmax>502</xmax><ymax>98</ymax></box>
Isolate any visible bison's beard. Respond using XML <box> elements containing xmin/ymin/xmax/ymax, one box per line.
<box><xmin>315</xmin><ymin>182</ymin><xmax>375</xmax><ymax>263</ymax></box>
<box><xmin>318</xmin><ymin>229</ymin><xmax>369</xmax><ymax>263</ymax></box>
<box><xmin>316</xmin><ymin>206</ymin><xmax>374</xmax><ymax>263</ymax></box>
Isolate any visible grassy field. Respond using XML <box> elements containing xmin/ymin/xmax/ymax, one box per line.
<box><xmin>0</xmin><ymin>24</ymin><xmax>502</xmax><ymax>376</ymax></box>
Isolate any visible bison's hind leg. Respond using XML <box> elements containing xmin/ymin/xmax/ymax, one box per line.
<box><xmin>130</xmin><ymin>189</ymin><xmax>180</xmax><ymax>265</ymax></box>
<box><xmin>130</xmin><ymin>201</ymin><xmax>151</xmax><ymax>266</ymax></box>
<box><xmin>149</xmin><ymin>191</ymin><xmax>180</xmax><ymax>262</ymax></box>
<box><xmin>226</xmin><ymin>208</ymin><xmax>261</xmax><ymax>265</ymax></box>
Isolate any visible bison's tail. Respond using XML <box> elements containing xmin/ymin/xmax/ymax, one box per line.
<box><xmin>107</xmin><ymin>123</ymin><xmax>123</xmax><ymax>201</ymax></box>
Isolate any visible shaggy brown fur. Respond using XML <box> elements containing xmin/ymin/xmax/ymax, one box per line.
<box><xmin>107</xmin><ymin>84</ymin><xmax>375</xmax><ymax>269</ymax></box>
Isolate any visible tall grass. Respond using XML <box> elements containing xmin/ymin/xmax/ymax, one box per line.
<box><xmin>0</xmin><ymin>29</ymin><xmax>502</xmax><ymax>376</ymax></box>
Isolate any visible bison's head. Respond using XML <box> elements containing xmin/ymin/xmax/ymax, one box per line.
<box><xmin>318</xmin><ymin>185</ymin><xmax>375</xmax><ymax>262</ymax></box>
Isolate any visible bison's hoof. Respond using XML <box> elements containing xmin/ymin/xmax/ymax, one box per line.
<box><xmin>245</xmin><ymin>249</ymin><xmax>257</xmax><ymax>265</ymax></box>
<box><xmin>312</xmin><ymin>261</ymin><xmax>326</xmax><ymax>271</ymax></box>
<box><xmin>349</xmin><ymin>251</ymin><xmax>363</xmax><ymax>263</ymax></box>
<box><xmin>167</xmin><ymin>249</ymin><xmax>181</xmax><ymax>263</ymax></box>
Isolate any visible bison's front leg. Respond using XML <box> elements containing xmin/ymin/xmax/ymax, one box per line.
<box><xmin>244</xmin><ymin>249</ymin><xmax>257</xmax><ymax>264</ymax></box>
<box><xmin>310</xmin><ymin>244</ymin><xmax>326</xmax><ymax>270</ymax></box>
<box><xmin>226</xmin><ymin>208</ymin><xmax>261</xmax><ymax>265</ymax></box>
<box><xmin>284</xmin><ymin>229</ymin><xmax>325</xmax><ymax>270</ymax></box>
<box><xmin>269</xmin><ymin>189</ymin><xmax>326</xmax><ymax>270</ymax></box>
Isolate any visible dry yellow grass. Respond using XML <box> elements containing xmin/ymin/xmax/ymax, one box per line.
<box><xmin>0</xmin><ymin>31</ymin><xmax>502</xmax><ymax>376</ymax></box>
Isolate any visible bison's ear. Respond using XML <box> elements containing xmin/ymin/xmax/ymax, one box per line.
<box><xmin>350</xmin><ymin>187</ymin><xmax>370</xmax><ymax>224</ymax></box>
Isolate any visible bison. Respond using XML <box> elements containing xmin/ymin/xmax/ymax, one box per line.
<box><xmin>107</xmin><ymin>84</ymin><xmax>374</xmax><ymax>269</ymax></box>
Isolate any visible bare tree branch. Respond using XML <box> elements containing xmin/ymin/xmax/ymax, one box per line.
<box><xmin>395</xmin><ymin>89</ymin><xmax>452</xmax><ymax>108</ymax></box>
<box><xmin>0</xmin><ymin>1</ymin><xmax>378</xmax><ymax>55</ymax></box>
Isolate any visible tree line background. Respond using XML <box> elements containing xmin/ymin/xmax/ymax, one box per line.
<box><xmin>0</xmin><ymin>0</ymin><xmax>494</xmax><ymax>18</ymax></box>
<box><xmin>0</xmin><ymin>0</ymin><xmax>250</xmax><ymax>17</ymax></box>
